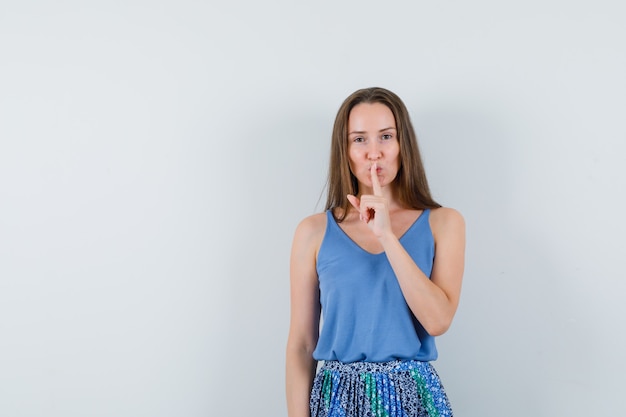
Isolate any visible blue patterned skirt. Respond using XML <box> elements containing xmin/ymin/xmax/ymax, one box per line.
<box><xmin>310</xmin><ymin>360</ymin><xmax>453</xmax><ymax>417</ymax></box>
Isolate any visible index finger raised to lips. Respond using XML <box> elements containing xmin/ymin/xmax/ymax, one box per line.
<box><xmin>370</xmin><ymin>163</ymin><xmax>382</xmax><ymax>196</ymax></box>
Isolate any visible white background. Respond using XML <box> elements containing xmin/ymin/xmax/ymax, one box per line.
<box><xmin>1</xmin><ymin>1</ymin><xmax>625</xmax><ymax>416</ymax></box>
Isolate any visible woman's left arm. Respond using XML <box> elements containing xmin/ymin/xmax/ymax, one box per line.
<box><xmin>380</xmin><ymin>207</ymin><xmax>466</xmax><ymax>336</ymax></box>
<box><xmin>350</xmin><ymin>164</ymin><xmax>466</xmax><ymax>336</ymax></box>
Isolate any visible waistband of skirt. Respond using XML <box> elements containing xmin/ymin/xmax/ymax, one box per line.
<box><xmin>319</xmin><ymin>359</ymin><xmax>432</xmax><ymax>374</ymax></box>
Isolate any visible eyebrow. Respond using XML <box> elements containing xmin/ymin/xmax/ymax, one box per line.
<box><xmin>348</xmin><ymin>127</ymin><xmax>397</xmax><ymax>135</ymax></box>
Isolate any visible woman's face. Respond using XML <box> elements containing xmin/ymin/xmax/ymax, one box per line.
<box><xmin>347</xmin><ymin>102</ymin><xmax>400</xmax><ymax>192</ymax></box>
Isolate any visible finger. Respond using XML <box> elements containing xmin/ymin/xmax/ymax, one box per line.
<box><xmin>347</xmin><ymin>194</ymin><xmax>360</xmax><ymax>211</ymax></box>
<box><xmin>347</xmin><ymin>194</ymin><xmax>368</xmax><ymax>222</ymax></box>
<box><xmin>371</xmin><ymin>163</ymin><xmax>382</xmax><ymax>196</ymax></box>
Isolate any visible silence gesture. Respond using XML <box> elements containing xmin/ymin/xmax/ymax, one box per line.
<box><xmin>347</xmin><ymin>162</ymin><xmax>393</xmax><ymax>239</ymax></box>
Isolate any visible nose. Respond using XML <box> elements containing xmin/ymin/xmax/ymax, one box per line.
<box><xmin>367</xmin><ymin>141</ymin><xmax>381</xmax><ymax>160</ymax></box>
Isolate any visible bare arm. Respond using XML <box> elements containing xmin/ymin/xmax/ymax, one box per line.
<box><xmin>379</xmin><ymin>207</ymin><xmax>465</xmax><ymax>335</ymax></box>
<box><xmin>286</xmin><ymin>214</ymin><xmax>324</xmax><ymax>417</ymax></box>
<box><xmin>348</xmin><ymin>164</ymin><xmax>465</xmax><ymax>336</ymax></box>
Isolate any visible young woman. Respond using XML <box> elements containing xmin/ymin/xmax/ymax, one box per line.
<box><xmin>286</xmin><ymin>87</ymin><xmax>465</xmax><ymax>417</ymax></box>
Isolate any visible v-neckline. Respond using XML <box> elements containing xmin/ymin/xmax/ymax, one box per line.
<box><xmin>330</xmin><ymin>209</ymin><xmax>428</xmax><ymax>256</ymax></box>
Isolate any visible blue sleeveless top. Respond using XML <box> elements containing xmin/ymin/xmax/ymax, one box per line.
<box><xmin>312</xmin><ymin>209</ymin><xmax>437</xmax><ymax>363</ymax></box>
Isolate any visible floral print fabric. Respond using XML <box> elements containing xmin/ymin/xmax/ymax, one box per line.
<box><xmin>310</xmin><ymin>360</ymin><xmax>453</xmax><ymax>417</ymax></box>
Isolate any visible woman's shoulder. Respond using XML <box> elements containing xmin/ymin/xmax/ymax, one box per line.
<box><xmin>291</xmin><ymin>212</ymin><xmax>328</xmax><ymax>261</ymax></box>
<box><xmin>428</xmin><ymin>207</ymin><xmax>465</xmax><ymax>236</ymax></box>
<box><xmin>293</xmin><ymin>211</ymin><xmax>328</xmax><ymax>243</ymax></box>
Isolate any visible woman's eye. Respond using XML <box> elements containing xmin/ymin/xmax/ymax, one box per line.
<box><xmin>353</xmin><ymin>137</ymin><xmax>364</xmax><ymax>143</ymax></box>
<box><xmin>382</xmin><ymin>134</ymin><xmax>393</xmax><ymax>140</ymax></box>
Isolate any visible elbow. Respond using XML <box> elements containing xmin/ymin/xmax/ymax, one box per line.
<box><xmin>425</xmin><ymin>324</ymin><xmax>448</xmax><ymax>337</ymax></box>
<box><xmin>422</xmin><ymin>317</ymin><xmax>453</xmax><ymax>337</ymax></box>
<box><xmin>286</xmin><ymin>342</ymin><xmax>316</xmax><ymax>360</ymax></box>
<box><xmin>286</xmin><ymin>333</ymin><xmax>318</xmax><ymax>360</ymax></box>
